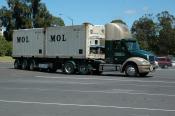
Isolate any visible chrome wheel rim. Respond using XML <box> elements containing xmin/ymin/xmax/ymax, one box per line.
<box><xmin>126</xmin><ymin>66</ymin><xmax>136</xmax><ymax>76</ymax></box>
<box><xmin>65</xmin><ymin>63</ymin><xmax>74</xmax><ymax>74</ymax></box>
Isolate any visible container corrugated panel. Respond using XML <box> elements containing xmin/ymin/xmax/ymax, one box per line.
<box><xmin>45</xmin><ymin>25</ymin><xmax>87</xmax><ymax>58</ymax></box>
<box><xmin>13</xmin><ymin>24</ymin><xmax>105</xmax><ymax>59</ymax></box>
<box><xmin>12</xmin><ymin>28</ymin><xmax>44</xmax><ymax>58</ymax></box>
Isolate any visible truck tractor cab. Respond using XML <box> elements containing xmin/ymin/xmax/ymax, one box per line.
<box><xmin>105</xmin><ymin>38</ymin><xmax>156</xmax><ymax>66</ymax></box>
<box><xmin>104</xmin><ymin>23</ymin><xmax>157</xmax><ymax>76</ymax></box>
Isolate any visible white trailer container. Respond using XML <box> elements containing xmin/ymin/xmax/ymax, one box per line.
<box><xmin>45</xmin><ymin>25</ymin><xmax>104</xmax><ymax>59</ymax></box>
<box><xmin>13</xmin><ymin>23</ymin><xmax>105</xmax><ymax>74</ymax></box>
<box><xmin>13</xmin><ymin>24</ymin><xmax>105</xmax><ymax>59</ymax></box>
<box><xmin>13</xmin><ymin>28</ymin><xmax>44</xmax><ymax>58</ymax></box>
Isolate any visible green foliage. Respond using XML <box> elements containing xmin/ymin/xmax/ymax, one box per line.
<box><xmin>131</xmin><ymin>11</ymin><xmax>175</xmax><ymax>55</ymax></box>
<box><xmin>0</xmin><ymin>35</ymin><xmax>12</xmax><ymax>56</ymax></box>
<box><xmin>0</xmin><ymin>36</ymin><xmax>7</xmax><ymax>56</ymax></box>
<box><xmin>156</xmin><ymin>11</ymin><xmax>175</xmax><ymax>55</ymax></box>
<box><xmin>111</xmin><ymin>19</ymin><xmax>126</xmax><ymax>25</ymax></box>
<box><xmin>51</xmin><ymin>16</ymin><xmax>65</xmax><ymax>26</ymax></box>
<box><xmin>131</xmin><ymin>14</ymin><xmax>157</xmax><ymax>51</ymax></box>
<box><xmin>0</xmin><ymin>0</ymin><xmax>65</xmax><ymax>41</ymax></box>
<box><xmin>5</xmin><ymin>41</ymin><xmax>12</xmax><ymax>56</ymax></box>
<box><xmin>0</xmin><ymin>6</ymin><xmax>15</xmax><ymax>41</ymax></box>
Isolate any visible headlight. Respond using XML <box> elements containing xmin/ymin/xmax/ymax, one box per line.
<box><xmin>141</xmin><ymin>60</ymin><xmax>150</xmax><ymax>65</ymax></box>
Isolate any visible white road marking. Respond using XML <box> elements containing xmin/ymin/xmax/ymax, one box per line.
<box><xmin>48</xmin><ymin>81</ymin><xmax>96</xmax><ymax>85</ymax></box>
<box><xmin>0</xmin><ymin>99</ymin><xmax>174</xmax><ymax>112</ymax></box>
<box><xmin>1</xmin><ymin>87</ymin><xmax>175</xmax><ymax>97</ymax></box>
<box><xmin>157</xmin><ymin>68</ymin><xmax>175</xmax><ymax>71</ymax></box>
<box><xmin>36</xmin><ymin>75</ymin><xmax>175</xmax><ymax>84</ymax></box>
<box><xmin>62</xmin><ymin>90</ymin><xmax>175</xmax><ymax>97</ymax></box>
<box><xmin>117</xmin><ymin>83</ymin><xmax>175</xmax><ymax>88</ymax></box>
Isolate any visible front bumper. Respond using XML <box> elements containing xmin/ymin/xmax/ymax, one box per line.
<box><xmin>138</xmin><ymin>65</ymin><xmax>154</xmax><ymax>73</ymax></box>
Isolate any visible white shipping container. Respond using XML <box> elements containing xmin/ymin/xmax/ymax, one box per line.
<box><xmin>13</xmin><ymin>28</ymin><xmax>44</xmax><ymax>58</ymax></box>
<box><xmin>45</xmin><ymin>25</ymin><xmax>86</xmax><ymax>58</ymax></box>
<box><xmin>13</xmin><ymin>23</ymin><xmax>105</xmax><ymax>59</ymax></box>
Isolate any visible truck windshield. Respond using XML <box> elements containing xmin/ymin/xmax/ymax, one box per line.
<box><xmin>125</xmin><ymin>41</ymin><xmax>140</xmax><ymax>51</ymax></box>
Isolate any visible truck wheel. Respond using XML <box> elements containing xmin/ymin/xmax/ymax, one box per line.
<box><xmin>139</xmin><ymin>72</ymin><xmax>149</xmax><ymax>77</ymax></box>
<box><xmin>29</xmin><ymin>60</ymin><xmax>35</xmax><ymax>71</ymax></box>
<box><xmin>21</xmin><ymin>59</ymin><xmax>28</xmax><ymax>70</ymax></box>
<box><xmin>63</xmin><ymin>62</ymin><xmax>75</xmax><ymax>74</ymax></box>
<box><xmin>14</xmin><ymin>59</ymin><xmax>20</xmax><ymax>69</ymax></box>
<box><xmin>78</xmin><ymin>64</ymin><xmax>90</xmax><ymax>75</ymax></box>
<box><xmin>125</xmin><ymin>64</ymin><xmax>138</xmax><ymax>77</ymax></box>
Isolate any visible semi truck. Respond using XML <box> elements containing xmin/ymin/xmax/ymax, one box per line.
<box><xmin>12</xmin><ymin>23</ymin><xmax>157</xmax><ymax>77</ymax></box>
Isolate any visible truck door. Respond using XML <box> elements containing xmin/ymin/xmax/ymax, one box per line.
<box><xmin>113</xmin><ymin>41</ymin><xmax>129</xmax><ymax>64</ymax></box>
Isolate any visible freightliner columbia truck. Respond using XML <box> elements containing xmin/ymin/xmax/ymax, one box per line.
<box><xmin>12</xmin><ymin>23</ymin><xmax>157</xmax><ymax>77</ymax></box>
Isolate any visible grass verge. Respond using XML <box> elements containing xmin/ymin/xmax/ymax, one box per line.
<box><xmin>0</xmin><ymin>56</ymin><xmax>15</xmax><ymax>62</ymax></box>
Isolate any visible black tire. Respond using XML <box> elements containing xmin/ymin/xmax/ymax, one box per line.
<box><xmin>139</xmin><ymin>72</ymin><xmax>149</xmax><ymax>77</ymax></box>
<box><xmin>125</xmin><ymin>64</ymin><xmax>138</xmax><ymax>77</ymax></box>
<box><xmin>21</xmin><ymin>59</ymin><xmax>28</xmax><ymax>70</ymax></box>
<box><xmin>78</xmin><ymin>64</ymin><xmax>90</xmax><ymax>75</ymax></box>
<box><xmin>14</xmin><ymin>59</ymin><xmax>21</xmax><ymax>69</ymax></box>
<box><xmin>29</xmin><ymin>60</ymin><xmax>35</xmax><ymax>71</ymax></box>
<box><xmin>63</xmin><ymin>62</ymin><xmax>75</xmax><ymax>74</ymax></box>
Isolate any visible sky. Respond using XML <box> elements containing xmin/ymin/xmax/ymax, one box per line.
<box><xmin>1</xmin><ymin>0</ymin><xmax>175</xmax><ymax>28</ymax></box>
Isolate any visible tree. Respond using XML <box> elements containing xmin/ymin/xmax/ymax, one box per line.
<box><xmin>131</xmin><ymin>14</ymin><xmax>157</xmax><ymax>51</ymax></box>
<box><xmin>51</xmin><ymin>16</ymin><xmax>65</xmax><ymax>26</ymax></box>
<box><xmin>31</xmin><ymin>0</ymin><xmax>40</xmax><ymax>19</ymax></box>
<box><xmin>0</xmin><ymin>0</ymin><xmax>65</xmax><ymax>41</ymax></box>
<box><xmin>12</xmin><ymin>0</ymin><xmax>32</xmax><ymax>29</ymax></box>
<box><xmin>156</xmin><ymin>11</ymin><xmax>175</xmax><ymax>55</ymax></box>
<box><xmin>111</xmin><ymin>19</ymin><xmax>126</xmax><ymax>25</ymax></box>
<box><xmin>0</xmin><ymin>35</ymin><xmax>11</xmax><ymax>56</ymax></box>
<box><xmin>131</xmin><ymin>11</ymin><xmax>175</xmax><ymax>55</ymax></box>
<box><xmin>0</xmin><ymin>6</ymin><xmax>15</xmax><ymax>41</ymax></box>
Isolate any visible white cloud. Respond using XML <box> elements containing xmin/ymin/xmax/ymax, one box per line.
<box><xmin>124</xmin><ymin>9</ymin><xmax>137</xmax><ymax>15</ymax></box>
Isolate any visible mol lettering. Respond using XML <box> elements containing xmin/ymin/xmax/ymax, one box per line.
<box><xmin>50</xmin><ymin>34</ymin><xmax>66</xmax><ymax>42</ymax></box>
<box><xmin>17</xmin><ymin>36</ymin><xmax>29</xmax><ymax>43</ymax></box>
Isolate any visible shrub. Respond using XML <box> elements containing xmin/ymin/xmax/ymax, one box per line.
<box><xmin>0</xmin><ymin>35</ymin><xmax>12</xmax><ymax>56</ymax></box>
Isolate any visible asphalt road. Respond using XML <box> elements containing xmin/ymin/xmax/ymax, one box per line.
<box><xmin>0</xmin><ymin>62</ymin><xmax>175</xmax><ymax>116</ymax></box>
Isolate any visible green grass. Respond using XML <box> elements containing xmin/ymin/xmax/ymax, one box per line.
<box><xmin>0</xmin><ymin>56</ymin><xmax>15</xmax><ymax>62</ymax></box>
